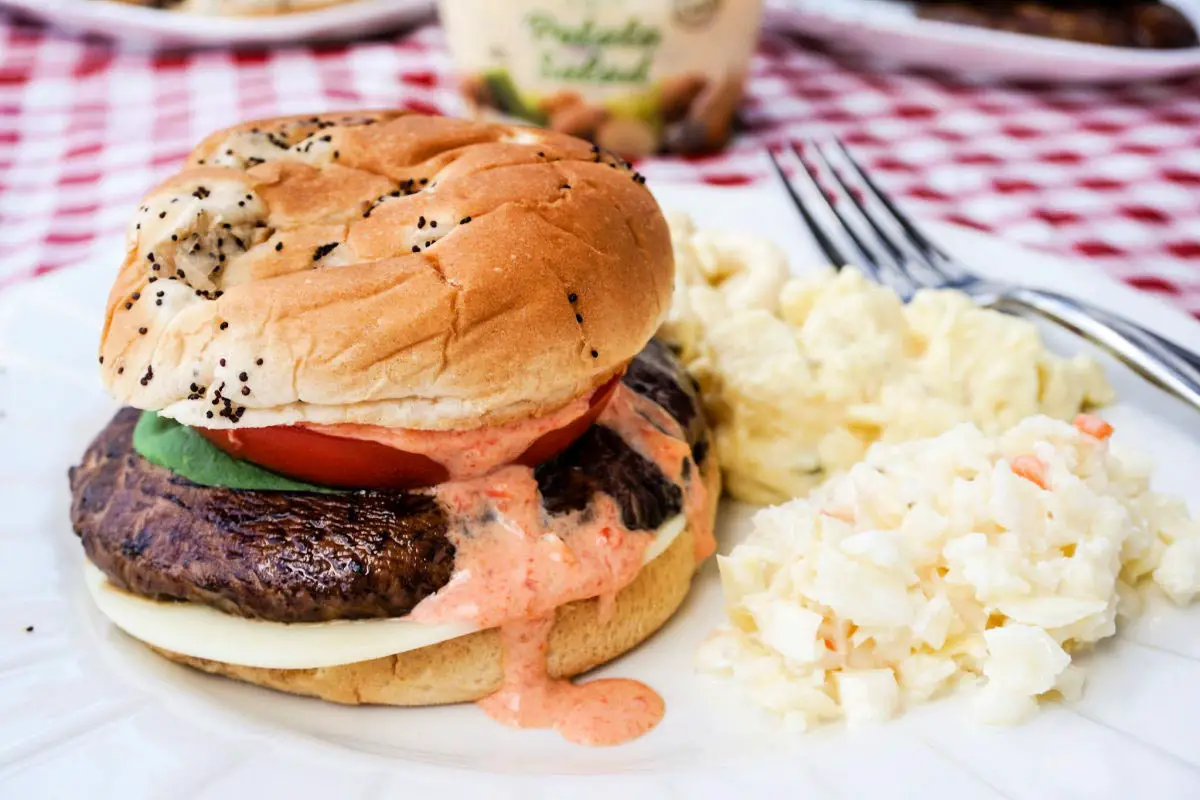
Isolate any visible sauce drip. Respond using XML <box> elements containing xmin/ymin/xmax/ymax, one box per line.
<box><xmin>599</xmin><ymin>387</ymin><xmax>715</xmax><ymax>562</ymax></box>
<box><xmin>410</xmin><ymin>384</ymin><xmax>709</xmax><ymax>746</ymax></box>
<box><xmin>478</xmin><ymin>615</ymin><xmax>664</xmax><ymax>746</ymax></box>
<box><xmin>304</xmin><ymin>393</ymin><xmax>590</xmax><ymax>480</ymax></box>
<box><xmin>411</xmin><ymin>467</ymin><xmax>652</xmax><ymax>629</ymax></box>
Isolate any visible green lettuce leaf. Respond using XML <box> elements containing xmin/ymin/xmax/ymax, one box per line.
<box><xmin>132</xmin><ymin>411</ymin><xmax>341</xmax><ymax>493</ymax></box>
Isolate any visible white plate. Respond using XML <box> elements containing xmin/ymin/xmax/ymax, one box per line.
<box><xmin>766</xmin><ymin>0</ymin><xmax>1200</xmax><ymax>82</ymax></box>
<box><xmin>3</xmin><ymin>183</ymin><xmax>1200</xmax><ymax>798</ymax></box>
<box><xmin>0</xmin><ymin>0</ymin><xmax>434</xmax><ymax>46</ymax></box>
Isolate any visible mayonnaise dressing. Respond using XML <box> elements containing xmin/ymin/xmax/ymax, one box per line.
<box><xmin>302</xmin><ymin>394</ymin><xmax>591</xmax><ymax>480</ymax></box>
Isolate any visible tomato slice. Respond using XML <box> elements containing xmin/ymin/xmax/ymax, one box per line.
<box><xmin>198</xmin><ymin>374</ymin><xmax>622</xmax><ymax>490</ymax></box>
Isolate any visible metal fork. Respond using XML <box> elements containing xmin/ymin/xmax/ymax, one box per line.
<box><xmin>768</xmin><ymin>140</ymin><xmax>1200</xmax><ymax>413</ymax></box>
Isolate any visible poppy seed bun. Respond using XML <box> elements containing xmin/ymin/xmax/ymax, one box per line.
<box><xmin>151</xmin><ymin>453</ymin><xmax>719</xmax><ymax>706</ymax></box>
<box><xmin>99</xmin><ymin>111</ymin><xmax>673</xmax><ymax>431</ymax></box>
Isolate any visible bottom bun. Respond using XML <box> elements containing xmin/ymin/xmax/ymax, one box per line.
<box><xmin>152</xmin><ymin>457</ymin><xmax>720</xmax><ymax>706</ymax></box>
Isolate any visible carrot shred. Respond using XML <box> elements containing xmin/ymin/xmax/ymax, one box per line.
<box><xmin>1011</xmin><ymin>455</ymin><xmax>1049</xmax><ymax>489</ymax></box>
<box><xmin>1073</xmin><ymin>413</ymin><xmax>1114</xmax><ymax>440</ymax></box>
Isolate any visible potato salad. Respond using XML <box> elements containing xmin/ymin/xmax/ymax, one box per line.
<box><xmin>662</xmin><ymin>214</ymin><xmax>1113</xmax><ymax>505</ymax></box>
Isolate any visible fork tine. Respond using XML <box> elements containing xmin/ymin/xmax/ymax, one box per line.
<box><xmin>808</xmin><ymin>139</ymin><xmax>913</xmax><ymax>274</ymax></box>
<box><xmin>793</xmin><ymin>142</ymin><xmax>915</xmax><ymax>293</ymax></box>
<box><xmin>783</xmin><ymin>142</ymin><xmax>888</xmax><ymax>276</ymax></box>
<box><xmin>765</xmin><ymin>147</ymin><xmax>847</xmax><ymax>268</ymax></box>
<box><xmin>828</xmin><ymin>137</ymin><xmax>961</xmax><ymax>280</ymax></box>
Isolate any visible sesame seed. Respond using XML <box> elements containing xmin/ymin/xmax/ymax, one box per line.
<box><xmin>568</xmin><ymin>293</ymin><xmax>577</xmax><ymax>303</ymax></box>
<box><xmin>417</xmin><ymin>216</ymin><xmax>426</xmax><ymax>229</ymax></box>
<box><xmin>333</xmin><ymin>150</ymin><xmax>340</xmax><ymax>159</ymax></box>
<box><xmin>206</xmin><ymin>411</ymin><xmax>214</xmax><ymax>418</ymax></box>
<box><xmin>138</xmin><ymin>327</ymin><xmax>148</xmax><ymax>335</ymax></box>
<box><xmin>124</xmin><ymin>302</ymin><xmax>132</xmax><ymax>310</ymax></box>
<box><xmin>155</xmin><ymin>300</ymin><xmax>162</xmax><ymax>306</ymax></box>
<box><xmin>419</xmin><ymin>178</ymin><xmax>428</xmax><ymax>185</ymax></box>
<box><xmin>159</xmin><ymin>212</ymin><xmax>166</xmax><ymax>219</ymax></box>
<box><xmin>238</xmin><ymin>371</ymin><xmax>248</xmax><ymax>381</ymax></box>
<box><xmin>177</xmin><ymin>269</ymin><xmax>186</xmax><ymax>278</ymax></box>
<box><xmin>275</xmin><ymin>242</ymin><xmax>283</xmax><ymax>251</ymax></box>
<box><xmin>25</xmin><ymin>626</ymin><xmax>33</xmax><ymax>633</ymax></box>
<box><xmin>460</xmin><ymin>216</ymin><xmax>472</xmax><ymax>224</ymax></box>
<box><xmin>98</xmin><ymin>356</ymin><xmax>104</xmax><ymax>364</ymax></box>
<box><xmin>131</xmin><ymin>292</ymin><xmax>140</xmax><ymax>300</ymax></box>
<box><xmin>147</xmin><ymin>252</ymin><xmax>156</xmax><ymax>263</ymax></box>
<box><xmin>256</xmin><ymin>358</ymin><xmax>264</xmax><ymax>365</ymax></box>
<box><xmin>219</xmin><ymin>322</ymin><xmax>228</xmax><ymax>330</ymax></box>
<box><xmin>220</xmin><ymin>358</ymin><xmax>226</xmax><ymax>366</ymax></box>
<box><xmin>561</xmin><ymin>184</ymin><xmax>571</xmax><ymax>190</ymax></box>
<box><xmin>411</xmin><ymin>245</ymin><xmax>420</xmax><ymax>253</ymax></box>
<box><xmin>430</xmin><ymin>221</ymin><xmax>437</xmax><ymax>228</ymax></box>
<box><xmin>590</xmin><ymin>349</ymin><xmax>599</xmax><ymax>358</ymax></box>
<box><xmin>237</xmin><ymin>201</ymin><xmax>245</xmax><ymax>207</ymax></box>
<box><xmin>241</xmin><ymin>386</ymin><xmax>251</xmax><ymax>396</ymax></box>
<box><xmin>575</xmin><ymin>313</ymin><xmax>583</xmax><ymax>323</ymax></box>
<box><xmin>156</xmin><ymin>291</ymin><xmax>164</xmax><ymax>297</ymax></box>
<box><xmin>171</xmin><ymin>234</ymin><xmax>178</xmax><ymax>241</ymax></box>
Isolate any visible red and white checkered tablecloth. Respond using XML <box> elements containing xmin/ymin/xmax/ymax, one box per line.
<box><xmin>3</xmin><ymin>14</ymin><xmax>1200</xmax><ymax>318</ymax></box>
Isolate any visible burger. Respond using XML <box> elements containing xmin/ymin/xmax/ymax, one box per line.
<box><xmin>69</xmin><ymin>111</ymin><xmax>719</xmax><ymax>747</ymax></box>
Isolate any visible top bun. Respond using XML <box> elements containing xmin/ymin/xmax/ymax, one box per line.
<box><xmin>98</xmin><ymin>112</ymin><xmax>673</xmax><ymax>430</ymax></box>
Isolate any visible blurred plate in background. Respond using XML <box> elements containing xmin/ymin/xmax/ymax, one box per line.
<box><xmin>0</xmin><ymin>0</ymin><xmax>435</xmax><ymax>47</ymax></box>
<box><xmin>765</xmin><ymin>0</ymin><xmax>1200</xmax><ymax>81</ymax></box>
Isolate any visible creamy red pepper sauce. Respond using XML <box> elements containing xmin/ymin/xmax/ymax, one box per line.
<box><xmin>409</xmin><ymin>383</ymin><xmax>709</xmax><ymax>746</ymax></box>
<box><xmin>477</xmin><ymin>615</ymin><xmax>665</xmax><ymax>746</ymax></box>
<box><xmin>303</xmin><ymin>394</ymin><xmax>591</xmax><ymax>480</ymax></box>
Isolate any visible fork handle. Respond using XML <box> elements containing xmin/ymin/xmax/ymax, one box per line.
<box><xmin>994</xmin><ymin>288</ymin><xmax>1200</xmax><ymax>413</ymax></box>
<box><xmin>1042</xmin><ymin>293</ymin><xmax>1200</xmax><ymax>375</ymax></box>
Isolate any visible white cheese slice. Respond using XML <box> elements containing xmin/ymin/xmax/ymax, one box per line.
<box><xmin>85</xmin><ymin>513</ymin><xmax>688</xmax><ymax>670</ymax></box>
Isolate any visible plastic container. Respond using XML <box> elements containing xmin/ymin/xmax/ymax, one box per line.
<box><xmin>439</xmin><ymin>0</ymin><xmax>764</xmax><ymax>157</ymax></box>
